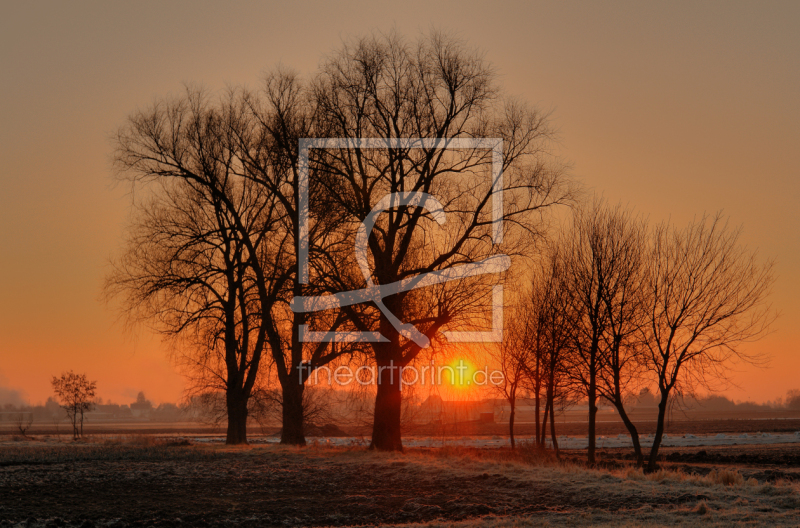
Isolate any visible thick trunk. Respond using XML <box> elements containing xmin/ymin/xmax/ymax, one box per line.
<box><xmin>534</xmin><ymin>388</ymin><xmax>541</xmax><ymax>447</ymax></box>
<box><xmin>225</xmin><ymin>392</ymin><xmax>249</xmax><ymax>445</ymax></box>
<box><xmin>647</xmin><ymin>395</ymin><xmax>669</xmax><ymax>472</ymax></box>
<box><xmin>281</xmin><ymin>377</ymin><xmax>306</xmax><ymax>445</ymax></box>
<box><xmin>587</xmin><ymin>339</ymin><xmax>599</xmax><ymax>465</ymax></box>
<box><xmin>370</xmin><ymin>359</ymin><xmax>403</xmax><ymax>451</ymax></box>
<box><xmin>509</xmin><ymin>401</ymin><xmax>516</xmax><ymax>450</ymax></box>
<box><xmin>587</xmin><ymin>384</ymin><xmax>597</xmax><ymax>465</ymax></box>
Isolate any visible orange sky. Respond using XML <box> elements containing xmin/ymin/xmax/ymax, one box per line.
<box><xmin>1</xmin><ymin>1</ymin><xmax>798</xmax><ymax>406</ymax></box>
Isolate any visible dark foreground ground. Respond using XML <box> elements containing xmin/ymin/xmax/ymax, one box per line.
<box><xmin>2</xmin><ymin>438</ymin><xmax>800</xmax><ymax>528</ymax></box>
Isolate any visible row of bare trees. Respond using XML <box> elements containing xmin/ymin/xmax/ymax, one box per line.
<box><xmin>105</xmin><ymin>29</ymin><xmax>772</xmax><ymax>460</ymax></box>
<box><xmin>497</xmin><ymin>201</ymin><xmax>774</xmax><ymax>470</ymax></box>
<box><xmin>105</xmin><ymin>31</ymin><xmax>573</xmax><ymax>447</ymax></box>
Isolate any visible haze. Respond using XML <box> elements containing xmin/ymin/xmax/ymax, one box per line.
<box><xmin>1</xmin><ymin>0</ymin><xmax>797</xmax><ymax>405</ymax></box>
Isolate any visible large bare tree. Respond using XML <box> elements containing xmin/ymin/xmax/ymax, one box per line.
<box><xmin>107</xmin><ymin>90</ymin><xmax>284</xmax><ymax>444</ymax></box>
<box><xmin>592</xmin><ymin>204</ymin><xmax>649</xmax><ymax>467</ymax></box>
<box><xmin>299</xmin><ymin>32</ymin><xmax>572</xmax><ymax>450</ymax></box>
<box><xmin>108</xmin><ymin>85</ymin><xmax>356</xmax><ymax>446</ymax></box>
<box><xmin>229</xmin><ymin>73</ymin><xmax>357</xmax><ymax>445</ymax></box>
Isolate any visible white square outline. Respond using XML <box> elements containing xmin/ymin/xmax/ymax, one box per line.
<box><xmin>296</xmin><ymin>137</ymin><xmax>504</xmax><ymax>343</ymax></box>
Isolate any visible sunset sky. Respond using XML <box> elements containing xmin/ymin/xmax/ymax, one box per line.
<box><xmin>1</xmin><ymin>1</ymin><xmax>798</xmax><ymax>406</ymax></box>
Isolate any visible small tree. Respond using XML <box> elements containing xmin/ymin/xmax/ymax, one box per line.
<box><xmin>51</xmin><ymin>371</ymin><xmax>97</xmax><ymax>439</ymax></box>
<box><xmin>492</xmin><ymin>303</ymin><xmax>532</xmax><ymax>450</ymax></box>
<box><xmin>15</xmin><ymin>411</ymin><xmax>33</xmax><ymax>437</ymax></box>
<box><xmin>641</xmin><ymin>214</ymin><xmax>774</xmax><ymax>471</ymax></box>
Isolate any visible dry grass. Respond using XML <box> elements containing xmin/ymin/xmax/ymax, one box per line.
<box><xmin>292</xmin><ymin>444</ymin><xmax>800</xmax><ymax>527</ymax></box>
<box><xmin>618</xmin><ymin>467</ymin><xmax>754</xmax><ymax>488</ymax></box>
<box><xmin>3</xmin><ymin>437</ymin><xmax>799</xmax><ymax>526</ymax></box>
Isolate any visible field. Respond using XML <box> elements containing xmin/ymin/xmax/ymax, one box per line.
<box><xmin>2</xmin><ymin>430</ymin><xmax>800</xmax><ymax>527</ymax></box>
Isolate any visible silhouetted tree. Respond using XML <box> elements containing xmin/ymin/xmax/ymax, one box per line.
<box><xmin>51</xmin><ymin>371</ymin><xmax>96</xmax><ymax>439</ymax></box>
<box><xmin>14</xmin><ymin>411</ymin><xmax>33</xmax><ymax>437</ymax></box>
<box><xmin>641</xmin><ymin>213</ymin><xmax>774</xmax><ymax>471</ymax></box>
<box><xmin>107</xmin><ymin>90</ymin><xmax>282</xmax><ymax>444</ymax></box>
<box><xmin>588</xmin><ymin>203</ymin><xmax>649</xmax><ymax>467</ymax></box>
<box><xmin>231</xmin><ymin>73</ymin><xmax>358</xmax><ymax>445</ymax></box>
<box><xmin>108</xmin><ymin>86</ymin><xmax>353</xmax><ymax>445</ymax></box>
<box><xmin>526</xmin><ymin>244</ymin><xmax>576</xmax><ymax>454</ymax></box>
<box><xmin>559</xmin><ymin>202</ymin><xmax>617</xmax><ymax>465</ymax></box>
<box><xmin>305</xmin><ymin>31</ymin><xmax>573</xmax><ymax>450</ymax></box>
<box><xmin>492</xmin><ymin>303</ymin><xmax>532</xmax><ymax>450</ymax></box>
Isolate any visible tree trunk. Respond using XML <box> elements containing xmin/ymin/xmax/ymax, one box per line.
<box><xmin>587</xmin><ymin>385</ymin><xmax>597</xmax><ymax>465</ymax></box>
<box><xmin>370</xmin><ymin>359</ymin><xmax>403</xmax><ymax>451</ymax></box>
<box><xmin>612</xmin><ymin>400</ymin><xmax>644</xmax><ymax>466</ymax></box>
<box><xmin>546</xmin><ymin>370</ymin><xmax>558</xmax><ymax>457</ymax></box>
<box><xmin>509</xmin><ymin>398</ymin><xmax>516</xmax><ymax>450</ymax></box>
<box><xmin>549</xmin><ymin>400</ymin><xmax>559</xmax><ymax>456</ymax></box>
<box><xmin>540</xmin><ymin>398</ymin><xmax>550</xmax><ymax>446</ymax></box>
<box><xmin>281</xmin><ymin>377</ymin><xmax>306</xmax><ymax>445</ymax></box>
<box><xmin>534</xmin><ymin>353</ymin><xmax>541</xmax><ymax>446</ymax></box>
<box><xmin>611</xmin><ymin>361</ymin><xmax>644</xmax><ymax>467</ymax></box>
<box><xmin>647</xmin><ymin>394</ymin><xmax>669</xmax><ymax>472</ymax></box>
<box><xmin>587</xmin><ymin>343</ymin><xmax>598</xmax><ymax>465</ymax></box>
<box><xmin>225</xmin><ymin>391</ymin><xmax>249</xmax><ymax>445</ymax></box>
<box><xmin>71</xmin><ymin>406</ymin><xmax>78</xmax><ymax>440</ymax></box>
<box><xmin>534</xmin><ymin>387</ymin><xmax>541</xmax><ymax>447</ymax></box>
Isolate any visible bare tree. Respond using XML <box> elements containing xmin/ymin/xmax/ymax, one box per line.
<box><xmin>108</xmin><ymin>90</ymin><xmax>282</xmax><ymax>444</ymax></box>
<box><xmin>560</xmin><ymin>200</ymin><xmax>648</xmax><ymax>465</ymax></box>
<box><xmin>231</xmin><ymin>73</ymin><xmax>359</xmax><ymax>445</ymax></box>
<box><xmin>108</xmin><ymin>85</ymin><xmax>354</xmax><ymax>446</ymax></box>
<box><xmin>491</xmin><ymin>302</ymin><xmax>532</xmax><ymax>450</ymax></box>
<box><xmin>592</xmin><ymin>204</ymin><xmax>649</xmax><ymax>467</ymax></box>
<box><xmin>560</xmin><ymin>202</ymin><xmax>614</xmax><ymax>465</ymax></box>
<box><xmin>527</xmin><ymin>245</ymin><xmax>576</xmax><ymax>454</ymax></box>
<box><xmin>301</xmin><ymin>31</ymin><xmax>573</xmax><ymax>451</ymax></box>
<box><xmin>51</xmin><ymin>371</ymin><xmax>96</xmax><ymax>439</ymax></box>
<box><xmin>640</xmin><ymin>213</ymin><xmax>775</xmax><ymax>471</ymax></box>
<box><xmin>15</xmin><ymin>411</ymin><xmax>33</xmax><ymax>437</ymax></box>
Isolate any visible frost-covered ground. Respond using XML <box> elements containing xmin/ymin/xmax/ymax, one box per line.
<box><xmin>190</xmin><ymin>431</ymin><xmax>800</xmax><ymax>449</ymax></box>
<box><xmin>2</xmin><ymin>441</ymin><xmax>800</xmax><ymax>527</ymax></box>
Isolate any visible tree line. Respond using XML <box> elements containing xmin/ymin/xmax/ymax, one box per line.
<box><xmin>494</xmin><ymin>202</ymin><xmax>774</xmax><ymax>470</ymax></box>
<box><xmin>104</xmin><ymin>30</ymin><xmax>773</xmax><ymax>463</ymax></box>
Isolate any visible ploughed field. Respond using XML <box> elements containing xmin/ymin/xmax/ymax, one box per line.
<box><xmin>2</xmin><ymin>438</ymin><xmax>800</xmax><ymax>527</ymax></box>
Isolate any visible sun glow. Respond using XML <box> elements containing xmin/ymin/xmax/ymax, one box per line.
<box><xmin>443</xmin><ymin>358</ymin><xmax>477</xmax><ymax>390</ymax></box>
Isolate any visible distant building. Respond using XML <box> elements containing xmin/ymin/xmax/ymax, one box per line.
<box><xmin>130</xmin><ymin>392</ymin><xmax>153</xmax><ymax>418</ymax></box>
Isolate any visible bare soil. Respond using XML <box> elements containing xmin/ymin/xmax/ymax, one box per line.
<box><xmin>2</xmin><ymin>439</ymin><xmax>800</xmax><ymax>527</ymax></box>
